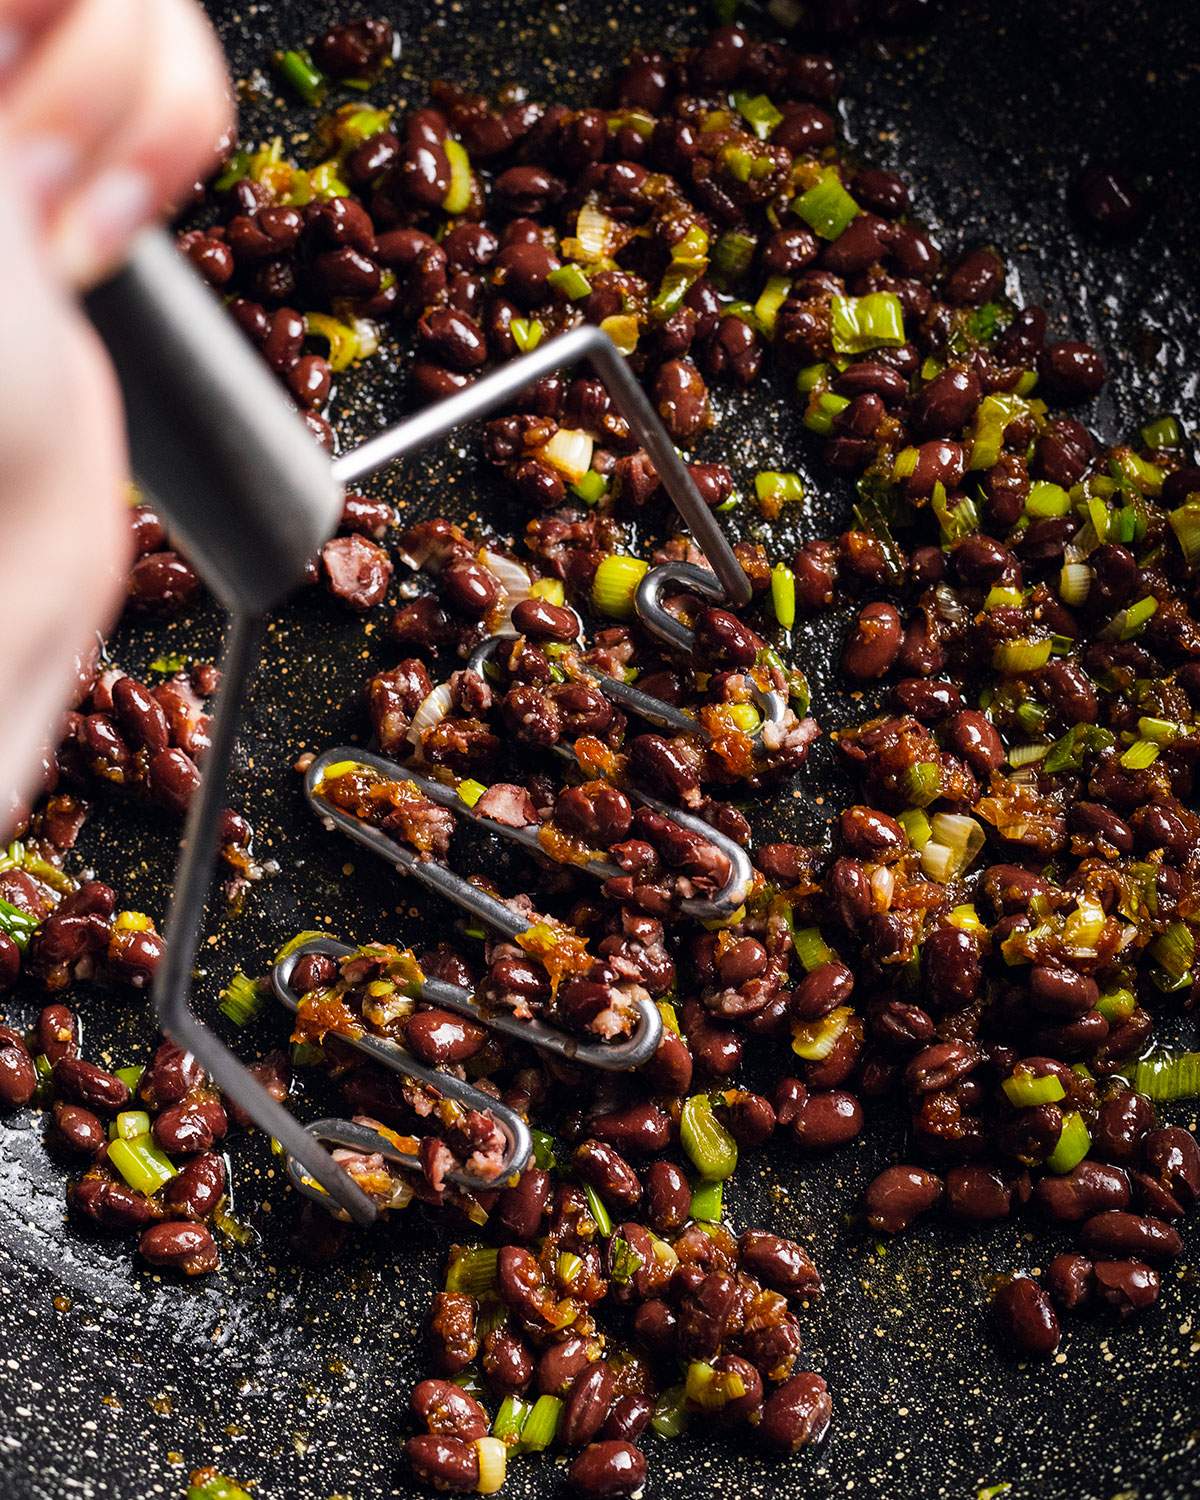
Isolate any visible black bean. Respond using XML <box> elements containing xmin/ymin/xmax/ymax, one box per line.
<box><xmin>992</xmin><ymin>1276</ymin><xmax>1060</xmax><ymax>1357</ymax></box>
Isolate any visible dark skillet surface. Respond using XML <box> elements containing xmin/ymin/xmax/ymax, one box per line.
<box><xmin>2</xmin><ymin>1</ymin><xmax>1199</xmax><ymax>1497</ymax></box>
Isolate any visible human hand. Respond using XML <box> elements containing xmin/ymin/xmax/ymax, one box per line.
<box><xmin>0</xmin><ymin>0</ymin><xmax>231</xmax><ymax>812</ymax></box>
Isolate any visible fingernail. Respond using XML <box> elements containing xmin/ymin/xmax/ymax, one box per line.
<box><xmin>53</xmin><ymin>167</ymin><xmax>155</xmax><ymax>286</ymax></box>
<box><xmin>13</xmin><ymin>135</ymin><xmax>80</xmax><ymax>219</ymax></box>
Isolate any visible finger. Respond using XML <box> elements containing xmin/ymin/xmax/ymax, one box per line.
<box><xmin>0</xmin><ymin>153</ymin><xmax>130</xmax><ymax>805</ymax></box>
<box><xmin>3</xmin><ymin>0</ymin><xmax>152</xmax><ymax>218</ymax></box>
<box><xmin>47</xmin><ymin>0</ymin><xmax>232</xmax><ymax>285</ymax></box>
<box><xmin>0</xmin><ymin>0</ymin><xmax>75</xmax><ymax>88</ymax></box>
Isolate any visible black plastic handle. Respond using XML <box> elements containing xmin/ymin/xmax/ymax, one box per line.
<box><xmin>85</xmin><ymin>229</ymin><xmax>342</xmax><ymax>614</ymax></box>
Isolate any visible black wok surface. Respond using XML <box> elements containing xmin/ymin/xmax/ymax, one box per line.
<box><xmin>1</xmin><ymin>1</ymin><xmax>1198</xmax><ymax>1496</ymax></box>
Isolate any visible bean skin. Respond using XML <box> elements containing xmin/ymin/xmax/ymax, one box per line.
<box><xmin>1032</xmin><ymin>1161</ymin><xmax>1131</xmax><ymax>1223</ymax></box>
<box><xmin>138</xmin><ymin>1222</ymin><xmax>219</xmax><ymax>1276</ymax></box>
<box><xmin>864</xmin><ymin>1165</ymin><xmax>943</xmax><ymax>1232</ymax></box>
<box><xmin>1093</xmin><ymin>1259</ymin><xmax>1160</xmax><ymax>1318</ymax></box>
<box><xmin>410</xmin><ymin>1379</ymin><xmax>489</xmax><ymax>1441</ymax></box>
<box><xmin>37</xmin><ymin>1004</ymin><xmax>79</xmax><ymax>1066</ymax></box>
<box><xmin>0</xmin><ymin>1030</ymin><xmax>36</xmax><ymax>1109</ymax></box>
<box><xmin>575</xmin><ymin>1140</ymin><xmax>642</xmax><ymax>1211</ymax></box>
<box><xmin>944</xmin><ymin>1165</ymin><xmax>1012</xmax><ymax>1222</ymax></box>
<box><xmin>589</xmin><ymin>1102</ymin><xmax>671</xmax><ymax>1156</ymax></box>
<box><xmin>562</xmin><ymin>1361</ymin><xmax>616</xmax><ymax>1447</ymax></box>
<box><xmin>481</xmin><ymin>1330</ymin><xmax>533</xmax><ymax>1395</ymax></box>
<box><xmin>792</xmin><ymin>959</ymin><xmax>854</xmax><ymax>1021</ymax></box>
<box><xmin>599</xmin><ymin>1395</ymin><xmax>652</xmax><ymax>1444</ymax></box>
<box><xmin>1079</xmin><ymin>1211</ymin><xmax>1183</xmax><ymax>1265</ymax></box>
<box><xmin>406</xmin><ymin>1009</ymin><xmax>486</xmax><ymax>1067</ymax></box>
<box><xmin>162</xmin><ymin>1152</ymin><xmax>226</xmax><ymax>1220</ymax></box>
<box><xmin>51</xmin><ymin>1101</ymin><xmax>106</xmax><ymax>1154</ymax></box>
<box><xmin>1093</xmin><ymin>1089</ymin><xmax>1153</xmax><ymax>1165</ymax></box>
<box><xmin>840</xmin><ymin>805</ymin><xmax>905</xmax><ymax>859</ymax></box>
<box><xmin>945</xmin><ymin>709</ymin><xmax>1004</xmax><ymax>776</ymax></box>
<box><xmin>740</xmin><ymin>1230</ymin><xmax>823</xmax><ymax>1297</ymax></box>
<box><xmin>567</xmin><ymin>1441</ymin><xmax>646</xmax><ymax>1498</ymax></box>
<box><xmin>71</xmin><ymin>1172</ymin><xmax>155</xmax><ymax>1231</ymax></box>
<box><xmin>992</xmin><ymin>1276</ymin><xmax>1060</xmax><ymax>1358</ymax></box>
<box><xmin>842</xmin><ymin>602</ymin><xmax>902</xmax><ymax>679</ymax></box>
<box><xmin>789</xmin><ymin>1090</ymin><xmax>863</xmax><ymax>1150</ymax></box>
<box><xmin>760</xmin><ymin>1373</ymin><xmax>832</xmax><ymax>1451</ymax></box>
<box><xmin>537</xmin><ymin>1335</ymin><xmax>597</xmax><ymax>1397</ymax></box>
<box><xmin>404</xmin><ymin>1435</ymin><xmax>478</xmax><ymax>1493</ymax></box>
<box><xmin>1046</xmin><ymin>1252</ymin><xmax>1094</xmax><ymax>1311</ymax></box>
<box><xmin>52</xmin><ymin>1058</ymin><xmax>129</xmax><ymax>1114</ymax></box>
<box><xmin>643</xmin><ymin>1160</ymin><xmax>692</xmax><ymax>1234</ymax></box>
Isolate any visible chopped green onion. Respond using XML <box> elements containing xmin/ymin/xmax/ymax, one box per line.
<box><xmin>684</xmin><ymin>1359</ymin><xmax>747</xmax><ymax>1410</ymax></box>
<box><xmin>219</xmin><ymin>970</ymin><xmax>265</xmax><ymax>1027</ymax></box>
<box><xmin>671</xmin><ymin>223</ymin><xmax>709</xmax><ymax>266</ymax></box>
<box><xmin>752</xmin><ymin>275</ymin><xmax>792</xmax><ymax>338</ymax></box>
<box><xmin>732</xmin><ymin>90</ymin><xmax>783</xmax><ymax>140</ymax></box>
<box><xmin>652</xmin><ymin>264</ymin><xmax>700</xmax><ymax>318</ymax></box>
<box><xmin>1102</xmin><ymin>595</ymin><xmax>1158</xmax><ymax>641</ymax></box>
<box><xmin>992</xmin><ymin>637</ymin><xmax>1053</xmax><ymax>674</ymax></box>
<box><xmin>291</xmin><ymin>1040</ymin><xmax>325</xmax><ymax>1067</ymax></box>
<box><xmin>796</xmin><ymin>362</ymin><xmax>827</xmax><ymax>394</ymax></box>
<box><xmin>1138</xmin><ymin>715</ymin><xmax>1187</xmax><ymax>745</ymax></box>
<box><xmin>968</xmin><ymin>392</ymin><xmax>1030</xmax><ymax>471</ymax></box>
<box><xmin>444</xmin><ymin>1245</ymin><xmax>499</xmax><ymax>1296</ymax></box>
<box><xmin>1042</xmin><ymin>721</ymin><xmax>1113</xmax><ymax>775</ymax></box>
<box><xmin>591</xmin><ymin>554</ymin><xmax>649</xmax><ymax>619</ymax></box>
<box><xmin>903</xmin><ymin>761</ymin><xmax>941</xmax><ymax>807</ymax></box>
<box><xmin>650</xmin><ymin>1384</ymin><xmax>689</xmax><ymax>1439</ymax></box>
<box><xmin>188</xmin><ymin>1473</ymin><xmax>252</xmax><ymax>1500</ymax></box>
<box><xmin>1058</xmin><ymin>562</ymin><xmax>1093</xmax><ymax>606</ymax></box>
<box><xmin>791</xmin><ymin>926</ymin><xmax>833</xmax><ymax>973</ymax></box>
<box><xmin>1015</xmin><ymin>702</ymin><xmax>1048</xmax><ymax>736</ymax></box>
<box><xmin>898</xmin><ymin>808</ymin><xmax>932</xmax><ymax>848</ymax></box>
<box><xmin>557</xmin><ymin>1250</ymin><xmax>584</xmax><ymax>1286</ymax></box>
<box><xmin>112</xmin><ymin>1109</ymin><xmax>152</xmax><ymax>1141</ymax></box>
<box><xmin>830</xmin><ymin>292</ymin><xmax>905</xmax><ymax>355</ymax></box>
<box><xmin>520</xmin><ymin>1394</ymin><xmax>563</xmax><ymax>1452</ymax></box>
<box><xmin>689</xmin><ymin>1180</ymin><xmax>724</xmax><ymax>1222</ymax></box>
<box><xmin>583</xmin><ymin>1182</ymin><xmax>612</xmax><ymax>1238</ymax></box>
<box><xmin>1001</xmin><ymin>1070</ymin><xmax>1066</xmax><ymax>1108</ymax></box>
<box><xmin>947</xmin><ymin>903</ymin><xmax>985</xmax><ymax>933</ymax></box>
<box><xmin>492</xmin><ymin>1394</ymin><xmax>531</xmax><ymax>1447</ymax></box>
<box><xmin>1025</xmin><ymin>481</ymin><xmax>1072</xmax><ymax>518</ymax></box>
<box><xmin>770</xmin><ymin>563</ymin><xmax>796</xmax><ymax>630</ymax></box>
<box><xmin>276</xmin><ymin>49</ymin><xmax>326</xmax><ymax>105</ymax></box>
<box><xmin>984</xmin><ymin>585</ymin><xmax>1025</xmax><ymax>611</ymax></box>
<box><xmin>149</xmin><ymin>651</ymin><xmax>188</xmax><ymax>675</ymax></box>
<box><xmin>977</xmin><ymin>1484</ymin><xmax>1012</xmax><ymax>1500</ymax></box>
<box><xmin>1130</xmin><ymin>1051</ymin><xmax>1200</xmax><ymax>1103</ymax></box>
<box><xmin>1110</xmin><ymin>448</ymin><xmax>1163</xmax><ymax>495</ymax></box>
<box><xmin>572</xmin><ymin>469</ymin><xmax>608</xmax><ymax>505</ymax></box>
<box><xmin>1096</xmin><ymin>988</ymin><xmax>1136</xmax><ymax>1024</ymax></box>
<box><xmin>1119</xmin><ymin>739</ymin><xmax>1159</xmax><ymax>770</ymax></box>
<box><xmin>607</xmin><ymin>1235</ymin><xmax>646</xmax><ymax>1284</ymax></box>
<box><xmin>791</xmin><ymin>1005</ymin><xmax>852</xmax><ymax>1061</ymax></box>
<box><xmin>791</xmin><ymin>169</ymin><xmax>860</xmax><ymax>240</ymax></box>
<box><xmin>441</xmin><ymin>138</ymin><xmax>473</xmax><ymax>215</ymax></box>
<box><xmin>754</xmin><ymin>471</ymin><xmax>805</xmax><ymax>505</ymax></box>
<box><xmin>931</xmin><ymin>484</ymin><xmax>978</xmax><ymax>542</ymax></box>
<box><xmin>1008</xmin><ymin>743</ymin><xmax>1047</xmax><ymax>768</ymax></box>
<box><xmin>457</xmin><ymin>778</ymin><xmax>488</xmax><ymax>808</ymax></box>
<box><xmin>547</xmin><ymin>263</ymin><xmax>592</xmax><ymax>300</ymax></box>
<box><xmin>275</xmin><ymin>930</ymin><xmax>328</xmax><ymax>963</ymax></box>
<box><xmin>0</xmin><ymin>898</ymin><xmax>37</xmax><ymax>951</ymax></box>
<box><xmin>1168</xmin><ymin>500</ymin><xmax>1200</xmax><ymax>567</ymax></box>
<box><xmin>510</xmin><ymin>317</ymin><xmax>544</xmax><ymax>354</ymax></box>
<box><xmin>1141</xmin><ymin>415</ymin><xmax>1183</xmax><ymax>449</ymax></box>
<box><xmin>803</xmin><ymin>390</ymin><xmax>850</xmax><ymax>436</ymax></box>
<box><xmin>1046</xmin><ymin>1111</ymin><xmax>1091</xmax><ymax>1174</ymax></box>
<box><xmin>680</xmin><ymin>1095</ymin><xmax>738</xmax><ymax>1181</ymax></box>
<box><xmin>108</xmin><ymin>1134</ymin><xmax>176</xmax><ymax>1196</ymax></box>
<box><xmin>712</xmin><ymin>229</ymin><xmax>757</xmax><ymax>282</ymax></box>
<box><xmin>475</xmin><ymin>1436</ymin><xmax>507</xmax><ymax>1494</ymax></box>
<box><xmin>1150</xmin><ymin>920</ymin><xmax>1194</xmax><ymax>982</ymax></box>
<box><xmin>115</xmin><ymin>1064</ymin><xmax>145</xmax><ymax>1094</ymax></box>
<box><xmin>965</xmin><ymin>302</ymin><xmax>1006</xmax><ymax>344</ymax></box>
<box><xmin>530</xmin><ymin>1128</ymin><xmax>557</xmax><ymax>1171</ymax></box>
